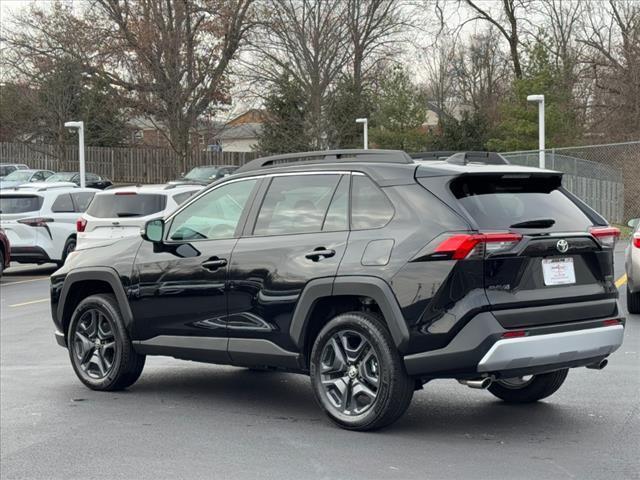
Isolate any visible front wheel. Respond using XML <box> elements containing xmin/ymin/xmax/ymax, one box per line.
<box><xmin>310</xmin><ymin>312</ymin><xmax>414</xmax><ymax>431</ymax></box>
<box><xmin>488</xmin><ymin>369</ymin><xmax>569</xmax><ymax>403</ymax></box>
<box><xmin>68</xmin><ymin>294</ymin><xmax>145</xmax><ymax>391</ymax></box>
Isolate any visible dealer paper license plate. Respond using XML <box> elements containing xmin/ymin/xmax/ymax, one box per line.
<box><xmin>542</xmin><ymin>257</ymin><xmax>576</xmax><ymax>286</ymax></box>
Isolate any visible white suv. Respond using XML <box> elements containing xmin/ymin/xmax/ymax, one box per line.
<box><xmin>0</xmin><ymin>183</ymin><xmax>98</xmax><ymax>266</ymax></box>
<box><xmin>77</xmin><ymin>184</ymin><xmax>203</xmax><ymax>249</ymax></box>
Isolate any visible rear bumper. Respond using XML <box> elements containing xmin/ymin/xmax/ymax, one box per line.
<box><xmin>404</xmin><ymin>312</ymin><xmax>625</xmax><ymax>378</ymax></box>
<box><xmin>10</xmin><ymin>246</ymin><xmax>51</xmax><ymax>263</ymax></box>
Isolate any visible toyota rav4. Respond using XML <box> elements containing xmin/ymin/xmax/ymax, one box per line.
<box><xmin>51</xmin><ymin>150</ymin><xmax>625</xmax><ymax>431</ymax></box>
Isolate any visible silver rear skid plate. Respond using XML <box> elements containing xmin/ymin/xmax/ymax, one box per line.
<box><xmin>477</xmin><ymin>325</ymin><xmax>624</xmax><ymax>372</ymax></box>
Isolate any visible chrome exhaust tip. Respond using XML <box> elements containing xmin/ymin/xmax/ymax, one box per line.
<box><xmin>458</xmin><ymin>377</ymin><xmax>493</xmax><ymax>389</ymax></box>
<box><xmin>586</xmin><ymin>359</ymin><xmax>608</xmax><ymax>370</ymax></box>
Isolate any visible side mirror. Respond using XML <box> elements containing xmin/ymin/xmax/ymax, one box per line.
<box><xmin>142</xmin><ymin>218</ymin><xmax>164</xmax><ymax>243</ymax></box>
<box><xmin>628</xmin><ymin>218</ymin><xmax>639</xmax><ymax>228</ymax></box>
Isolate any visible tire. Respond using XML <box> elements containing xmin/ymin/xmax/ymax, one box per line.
<box><xmin>628</xmin><ymin>284</ymin><xmax>640</xmax><ymax>314</ymax></box>
<box><xmin>310</xmin><ymin>311</ymin><xmax>414</xmax><ymax>431</ymax></box>
<box><xmin>68</xmin><ymin>294</ymin><xmax>145</xmax><ymax>391</ymax></box>
<box><xmin>60</xmin><ymin>237</ymin><xmax>77</xmax><ymax>265</ymax></box>
<box><xmin>0</xmin><ymin>250</ymin><xmax>4</xmax><ymax>278</ymax></box>
<box><xmin>488</xmin><ymin>369</ymin><xmax>569</xmax><ymax>403</ymax></box>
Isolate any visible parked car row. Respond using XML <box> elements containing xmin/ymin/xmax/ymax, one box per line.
<box><xmin>0</xmin><ymin>164</ymin><xmax>231</xmax><ymax>269</ymax></box>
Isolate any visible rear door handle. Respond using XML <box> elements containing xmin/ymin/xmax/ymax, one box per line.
<box><xmin>305</xmin><ymin>248</ymin><xmax>335</xmax><ymax>261</ymax></box>
<box><xmin>201</xmin><ymin>258</ymin><xmax>227</xmax><ymax>271</ymax></box>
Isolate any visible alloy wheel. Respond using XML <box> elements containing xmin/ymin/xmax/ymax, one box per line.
<box><xmin>318</xmin><ymin>330</ymin><xmax>380</xmax><ymax>416</ymax></box>
<box><xmin>72</xmin><ymin>309</ymin><xmax>117</xmax><ymax>379</ymax></box>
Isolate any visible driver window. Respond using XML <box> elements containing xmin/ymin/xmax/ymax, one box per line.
<box><xmin>167</xmin><ymin>179</ymin><xmax>257</xmax><ymax>241</ymax></box>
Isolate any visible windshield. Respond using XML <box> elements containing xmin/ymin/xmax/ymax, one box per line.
<box><xmin>86</xmin><ymin>193</ymin><xmax>167</xmax><ymax>218</ymax></box>
<box><xmin>46</xmin><ymin>173</ymin><xmax>75</xmax><ymax>182</ymax></box>
<box><xmin>3</xmin><ymin>171</ymin><xmax>32</xmax><ymax>181</ymax></box>
<box><xmin>184</xmin><ymin>167</ymin><xmax>219</xmax><ymax>181</ymax></box>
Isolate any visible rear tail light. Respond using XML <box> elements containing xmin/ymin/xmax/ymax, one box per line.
<box><xmin>17</xmin><ymin>217</ymin><xmax>54</xmax><ymax>227</ymax></box>
<box><xmin>502</xmin><ymin>330</ymin><xmax>527</xmax><ymax>339</ymax></box>
<box><xmin>433</xmin><ymin>232</ymin><xmax>522</xmax><ymax>260</ymax></box>
<box><xmin>589</xmin><ymin>226</ymin><xmax>620</xmax><ymax>247</ymax></box>
<box><xmin>633</xmin><ymin>233</ymin><xmax>640</xmax><ymax>249</ymax></box>
<box><xmin>76</xmin><ymin>217</ymin><xmax>87</xmax><ymax>232</ymax></box>
<box><xmin>602</xmin><ymin>319</ymin><xmax>622</xmax><ymax>327</ymax></box>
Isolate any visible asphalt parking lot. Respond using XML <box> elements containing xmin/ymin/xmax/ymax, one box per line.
<box><xmin>1</xmin><ymin>249</ymin><xmax>638</xmax><ymax>480</ymax></box>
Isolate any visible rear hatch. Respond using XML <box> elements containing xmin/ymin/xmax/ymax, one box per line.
<box><xmin>0</xmin><ymin>194</ymin><xmax>44</xmax><ymax>247</ymax></box>
<box><xmin>80</xmin><ymin>192</ymin><xmax>167</xmax><ymax>242</ymax></box>
<box><xmin>446</xmin><ymin>173</ymin><xmax>619</xmax><ymax>327</ymax></box>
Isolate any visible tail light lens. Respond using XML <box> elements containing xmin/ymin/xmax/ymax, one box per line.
<box><xmin>633</xmin><ymin>233</ymin><xmax>640</xmax><ymax>249</ymax></box>
<box><xmin>17</xmin><ymin>217</ymin><xmax>54</xmax><ymax>227</ymax></box>
<box><xmin>433</xmin><ymin>232</ymin><xmax>522</xmax><ymax>260</ymax></box>
<box><xmin>76</xmin><ymin>217</ymin><xmax>87</xmax><ymax>232</ymax></box>
<box><xmin>589</xmin><ymin>226</ymin><xmax>620</xmax><ymax>247</ymax></box>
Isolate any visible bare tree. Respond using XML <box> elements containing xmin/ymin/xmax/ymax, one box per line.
<box><xmin>578</xmin><ymin>0</ymin><xmax>640</xmax><ymax>140</ymax></box>
<box><xmin>3</xmin><ymin>0</ymin><xmax>255</xmax><ymax>164</ymax></box>
<box><xmin>462</xmin><ymin>0</ymin><xmax>529</xmax><ymax>79</ymax></box>
<box><xmin>346</xmin><ymin>0</ymin><xmax>405</xmax><ymax>93</ymax></box>
<box><xmin>251</xmin><ymin>0</ymin><xmax>350</xmax><ymax>148</ymax></box>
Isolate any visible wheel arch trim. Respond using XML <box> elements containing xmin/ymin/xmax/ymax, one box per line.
<box><xmin>57</xmin><ymin>267</ymin><xmax>134</xmax><ymax>338</ymax></box>
<box><xmin>289</xmin><ymin>275</ymin><xmax>410</xmax><ymax>352</ymax></box>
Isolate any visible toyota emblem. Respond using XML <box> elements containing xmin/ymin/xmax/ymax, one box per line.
<box><xmin>556</xmin><ymin>239</ymin><xmax>569</xmax><ymax>253</ymax></box>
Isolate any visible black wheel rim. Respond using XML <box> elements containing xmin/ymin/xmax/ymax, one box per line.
<box><xmin>318</xmin><ymin>330</ymin><xmax>380</xmax><ymax>416</ymax></box>
<box><xmin>72</xmin><ymin>309</ymin><xmax>117</xmax><ymax>379</ymax></box>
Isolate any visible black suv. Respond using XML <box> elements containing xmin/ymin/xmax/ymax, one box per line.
<box><xmin>51</xmin><ymin>150</ymin><xmax>625</xmax><ymax>430</ymax></box>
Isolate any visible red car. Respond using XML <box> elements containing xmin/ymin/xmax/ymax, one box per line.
<box><xmin>0</xmin><ymin>228</ymin><xmax>10</xmax><ymax>277</ymax></box>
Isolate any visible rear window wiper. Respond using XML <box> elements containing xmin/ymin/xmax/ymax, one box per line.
<box><xmin>509</xmin><ymin>219</ymin><xmax>556</xmax><ymax>228</ymax></box>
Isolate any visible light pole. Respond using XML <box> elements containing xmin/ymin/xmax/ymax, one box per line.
<box><xmin>355</xmin><ymin>118</ymin><xmax>368</xmax><ymax>150</ymax></box>
<box><xmin>64</xmin><ymin>121</ymin><xmax>85</xmax><ymax>187</ymax></box>
<box><xmin>526</xmin><ymin>95</ymin><xmax>545</xmax><ymax>168</ymax></box>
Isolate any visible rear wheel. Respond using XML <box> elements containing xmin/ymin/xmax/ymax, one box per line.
<box><xmin>68</xmin><ymin>294</ymin><xmax>145</xmax><ymax>391</ymax></box>
<box><xmin>488</xmin><ymin>369</ymin><xmax>569</xmax><ymax>403</ymax></box>
<box><xmin>60</xmin><ymin>237</ymin><xmax>76</xmax><ymax>265</ymax></box>
<box><xmin>310</xmin><ymin>312</ymin><xmax>414</xmax><ymax>431</ymax></box>
<box><xmin>628</xmin><ymin>285</ymin><xmax>640</xmax><ymax>314</ymax></box>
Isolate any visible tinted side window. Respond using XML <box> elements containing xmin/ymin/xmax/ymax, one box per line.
<box><xmin>32</xmin><ymin>171</ymin><xmax>45</xmax><ymax>181</ymax></box>
<box><xmin>51</xmin><ymin>193</ymin><xmax>75</xmax><ymax>213</ymax></box>
<box><xmin>168</xmin><ymin>179</ymin><xmax>257</xmax><ymax>241</ymax></box>
<box><xmin>86</xmin><ymin>173</ymin><xmax>100</xmax><ymax>181</ymax></box>
<box><xmin>71</xmin><ymin>192</ymin><xmax>96</xmax><ymax>212</ymax></box>
<box><xmin>253</xmin><ymin>174</ymin><xmax>340</xmax><ymax>236</ymax></box>
<box><xmin>322</xmin><ymin>175</ymin><xmax>349</xmax><ymax>232</ymax></box>
<box><xmin>0</xmin><ymin>195</ymin><xmax>43</xmax><ymax>213</ymax></box>
<box><xmin>351</xmin><ymin>175</ymin><xmax>394</xmax><ymax>229</ymax></box>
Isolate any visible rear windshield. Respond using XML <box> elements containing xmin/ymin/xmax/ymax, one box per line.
<box><xmin>86</xmin><ymin>193</ymin><xmax>166</xmax><ymax>218</ymax></box>
<box><xmin>450</xmin><ymin>175</ymin><xmax>593</xmax><ymax>231</ymax></box>
<box><xmin>0</xmin><ymin>195</ymin><xmax>43</xmax><ymax>214</ymax></box>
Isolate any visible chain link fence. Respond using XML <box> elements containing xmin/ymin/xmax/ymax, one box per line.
<box><xmin>503</xmin><ymin>141</ymin><xmax>639</xmax><ymax>225</ymax></box>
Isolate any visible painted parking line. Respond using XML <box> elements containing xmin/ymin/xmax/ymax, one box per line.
<box><xmin>8</xmin><ymin>298</ymin><xmax>49</xmax><ymax>308</ymax></box>
<box><xmin>615</xmin><ymin>274</ymin><xmax>628</xmax><ymax>289</ymax></box>
<box><xmin>1</xmin><ymin>277</ymin><xmax>49</xmax><ymax>287</ymax></box>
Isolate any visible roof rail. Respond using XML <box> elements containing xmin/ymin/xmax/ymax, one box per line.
<box><xmin>235</xmin><ymin>149</ymin><xmax>413</xmax><ymax>173</ymax></box>
<box><xmin>445</xmin><ymin>151</ymin><xmax>510</xmax><ymax>165</ymax></box>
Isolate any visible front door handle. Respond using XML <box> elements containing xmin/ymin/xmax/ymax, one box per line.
<box><xmin>305</xmin><ymin>248</ymin><xmax>336</xmax><ymax>261</ymax></box>
<box><xmin>201</xmin><ymin>258</ymin><xmax>227</xmax><ymax>271</ymax></box>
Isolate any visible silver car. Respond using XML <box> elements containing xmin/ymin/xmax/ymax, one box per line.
<box><xmin>625</xmin><ymin>219</ymin><xmax>640</xmax><ymax>313</ymax></box>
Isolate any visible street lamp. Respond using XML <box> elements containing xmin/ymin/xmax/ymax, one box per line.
<box><xmin>526</xmin><ymin>95</ymin><xmax>545</xmax><ymax>168</ymax></box>
<box><xmin>355</xmin><ymin>118</ymin><xmax>368</xmax><ymax>150</ymax></box>
<box><xmin>64</xmin><ymin>121</ymin><xmax>86</xmax><ymax>187</ymax></box>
